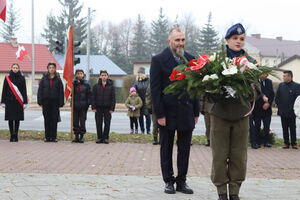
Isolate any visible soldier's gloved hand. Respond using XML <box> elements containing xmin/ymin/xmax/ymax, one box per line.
<box><xmin>1</xmin><ymin>103</ymin><xmax>5</xmax><ymax>108</ymax></box>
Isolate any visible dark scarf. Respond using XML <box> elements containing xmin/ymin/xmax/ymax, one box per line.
<box><xmin>226</xmin><ymin>45</ymin><xmax>245</xmax><ymax>59</ymax></box>
<box><xmin>9</xmin><ymin>70</ymin><xmax>21</xmax><ymax>83</ymax></box>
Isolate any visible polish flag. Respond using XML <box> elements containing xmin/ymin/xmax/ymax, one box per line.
<box><xmin>16</xmin><ymin>45</ymin><xmax>27</xmax><ymax>61</ymax></box>
<box><xmin>0</xmin><ymin>0</ymin><xmax>6</xmax><ymax>22</ymax></box>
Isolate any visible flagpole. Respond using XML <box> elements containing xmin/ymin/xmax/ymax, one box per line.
<box><xmin>70</xmin><ymin>21</ymin><xmax>74</xmax><ymax>141</ymax></box>
<box><xmin>31</xmin><ymin>0</ymin><xmax>35</xmax><ymax>101</ymax></box>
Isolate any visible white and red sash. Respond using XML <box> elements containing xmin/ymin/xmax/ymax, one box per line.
<box><xmin>6</xmin><ymin>74</ymin><xmax>24</xmax><ymax>107</ymax></box>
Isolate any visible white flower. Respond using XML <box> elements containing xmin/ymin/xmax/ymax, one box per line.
<box><xmin>222</xmin><ymin>65</ymin><xmax>238</xmax><ymax>75</ymax></box>
<box><xmin>203</xmin><ymin>74</ymin><xmax>219</xmax><ymax>81</ymax></box>
<box><xmin>209</xmin><ymin>53</ymin><xmax>216</xmax><ymax>62</ymax></box>
<box><xmin>223</xmin><ymin>86</ymin><xmax>236</xmax><ymax>98</ymax></box>
<box><xmin>247</xmin><ymin>62</ymin><xmax>258</xmax><ymax>70</ymax></box>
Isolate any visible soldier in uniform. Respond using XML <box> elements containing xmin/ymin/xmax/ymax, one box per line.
<box><xmin>200</xmin><ymin>94</ymin><xmax>212</xmax><ymax>146</ymax></box>
<box><xmin>209</xmin><ymin>23</ymin><xmax>260</xmax><ymax>200</ymax></box>
<box><xmin>150</xmin><ymin>27</ymin><xmax>200</xmax><ymax>194</ymax></box>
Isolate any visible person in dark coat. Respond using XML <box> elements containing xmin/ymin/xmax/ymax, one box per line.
<box><xmin>1</xmin><ymin>63</ymin><xmax>28</xmax><ymax>142</ymax></box>
<box><xmin>37</xmin><ymin>63</ymin><xmax>64</xmax><ymax>142</ymax></box>
<box><xmin>275</xmin><ymin>70</ymin><xmax>300</xmax><ymax>149</ymax></box>
<box><xmin>251</xmin><ymin>74</ymin><xmax>274</xmax><ymax>148</ymax></box>
<box><xmin>134</xmin><ymin>67</ymin><xmax>151</xmax><ymax>134</ymax></box>
<box><xmin>150</xmin><ymin>27</ymin><xmax>200</xmax><ymax>195</ymax></box>
<box><xmin>72</xmin><ymin>69</ymin><xmax>91</xmax><ymax>143</ymax></box>
<box><xmin>91</xmin><ymin>70</ymin><xmax>116</xmax><ymax>144</ymax></box>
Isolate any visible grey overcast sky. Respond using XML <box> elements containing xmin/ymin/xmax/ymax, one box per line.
<box><xmin>8</xmin><ymin>0</ymin><xmax>300</xmax><ymax>43</ymax></box>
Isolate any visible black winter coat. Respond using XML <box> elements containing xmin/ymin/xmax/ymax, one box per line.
<box><xmin>91</xmin><ymin>79</ymin><xmax>116</xmax><ymax>111</ymax></box>
<box><xmin>150</xmin><ymin>47</ymin><xmax>200</xmax><ymax>131</ymax></box>
<box><xmin>134</xmin><ymin>76</ymin><xmax>150</xmax><ymax>115</ymax></box>
<box><xmin>37</xmin><ymin>72</ymin><xmax>64</xmax><ymax>107</ymax></box>
<box><xmin>1</xmin><ymin>70</ymin><xmax>28</xmax><ymax>120</ymax></box>
<box><xmin>275</xmin><ymin>81</ymin><xmax>300</xmax><ymax>118</ymax></box>
<box><xmin>252</xmin><ymin>78</ymin><xmax>274</xmax><ymax>117</ymax></box>
<box><xmin>73</xmin><ymin>78</ymin><xmax>91</xmax><ymax>111</ymax></box>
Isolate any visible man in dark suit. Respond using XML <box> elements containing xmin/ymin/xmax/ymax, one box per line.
<box><xmin>150</xmin><ymin>27</ymin><xmax>200</xmax><ymax>194</ymax></box>
<box><xmin>275</xmin><ymin>70</ymin><xmax>299</xmax><ymax>149</ymax></box>
<box><xmin>252</xmin><ymin>74</ymin><xmax>274</xmax><ymax>148</ymax></box>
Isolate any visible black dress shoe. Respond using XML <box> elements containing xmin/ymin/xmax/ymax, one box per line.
<box><xmin>52</xmin><ymin>139</ymin><xmax>58</xmax><ymax>143</ymax></box>
<box><xmin>219</xmin><ymin>194</ymin><xmax>228</xmax><ymax>200</ymax></box>
<box><xmin>229</xmin><ymin>195</ymin><xmax>240</xmax><ymax>200</ymax></box>
<box><xmin>96</xmin><ymin>139</ymin><xmax>103</xmax><ymax>144</ymax></box>
<box><xmin>103</xmin><ymin>139</ymin><xmax>109</xmax><ymax>144</ymax></box>
<box><xmin>251</xmin><ymin>143</ymin><xmax>260</xmax><ymax>149</ymax></box>
<box><xmin>176</xmin><ymin>182</ymin><xmax>193</xmax><ymax>194</ymax></box>
<box><xmin>264</xmin><ymin>143</ymin><xmax>272</xmax><ymax>147</ymax></box>
<box><xmin>44</xmin><ymin>138</ymin><xmax>51</xmax><ymax>142</ymax></box>
<box><xmin>164</xmin><ymin>182</ymin><xmax>175</xmax><ymax>194</ymax></box>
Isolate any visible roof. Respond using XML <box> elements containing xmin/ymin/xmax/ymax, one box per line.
<box><xmin>245</xmin><ymin>36</ymin><xmax>300</xmax><ymax>58</ymax></box>
<box><xmin>53</xmin><ymin>54</ymin><xmax>127</xmax><ymax>76</ymax></box>
<box><xmin>0</xmin><ymin>42</ymin><xmax>62</xmax><ymax>73</ymax></box>
<box><xmin>277</xmin><ymin>54</ymin><xmax>300</xmax><ymax>68</ymax></box>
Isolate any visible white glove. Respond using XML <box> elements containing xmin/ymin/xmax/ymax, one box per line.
<box><xmin>23</xmin><ymin>104</ymin><xmax>27</xmax><ymax>109</ymax></box>
<box><xmin>1</xmin><ymin>103</ymin><xmax>5</xmax><ymax>108</ymax></box>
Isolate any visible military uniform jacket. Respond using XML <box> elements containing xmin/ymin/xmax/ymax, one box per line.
<box><xmin>150</xmin><ymin>47</ymin><xmax>200</xmax><ymax>131</ymax></box>
<box><xmin>209</xmin><ymin>52</ymin><xmax>261</xmax><ymax>121</ymax></box>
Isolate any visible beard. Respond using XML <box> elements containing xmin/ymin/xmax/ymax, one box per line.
<box><xmin>175</xmin><ymin>48</ymin><xmax>184</xmax><ymax>56</ymax></box>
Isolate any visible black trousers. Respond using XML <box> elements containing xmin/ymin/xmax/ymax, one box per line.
<box><xmin>95</xmin><ymin>106</ymin><xmax>111</xmax><ymax>140</ymax></box>
<box><xmin>43</xmin><ymin>100</ymin><xmax>59</xmax><ymax>140</ymax></box>
<box><xmin>281</xmin><ymin>116</ymin><xmax>297</xmax><ymax>146</ymax></box>
<box><xmin>138</xmin><ymin>114</ymin><xmax>151</xmax><ymax>133</ymax></box>
<box><xmin>73</xmin><ymin>108</ymin><xmax>87</xmax><ymax>135</ymax></box>
<box><xmin>249</xmin><ymin>114</ymin><xmax>256</xmax><ymax>145</ymax></box>
<box><xmin>160</xmin><ymin>127</ymin><xmax>193</xmax><ymax>184</ymax></box>
<box><xmin>130</xmin><ymin>117</ymin><xmax>138</xmax><ymax>129</ymax></box>
<box><xmin>253</xmin><ymin>114</ymin><xmax>272</xmax><ymax>145</ymax></box>
<box><xmin>8</xmin><ymin>120</ymin><xmax>20</xmax><ymax>135</ymax></box>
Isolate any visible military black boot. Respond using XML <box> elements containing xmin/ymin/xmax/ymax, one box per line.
<box><xmin>79</xmin><ymin>134</ymin><xmax>84</xmax><ymax>143</ymax></box>
<box><xmin>153</xmin><ymin>137</ymin><xmax>159</xmax><ymax>145</ymax></box>
<box><xmin>72</xmin><ymin>134</ymin><xmax>79</xmax><ymax>143</ymax></box>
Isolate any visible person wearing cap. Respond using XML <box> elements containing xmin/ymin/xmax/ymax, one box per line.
<box><xmin>125</xmin><ymin>87</ymin><xmax>143</xmax><ymax>134</ymax></box>
<box><xmin>134</xmin><ymin>67</ymin><xmax>151</xmax><ymax>134</ymax></box>
<box><xmin>209</xmin><ymin>23</ymin><xmax>261</xmax><ymax>200</ymax></box>
<box><xmin>38</xmin><ymin>62</ymin><xmax>64</xmax><ymax>142</ymax></box>
<box><xmin>150</xmin><ymin>27</ymin><xmax>200</xmax><ymax>195</ymax></box>
<box><xmin>72</xmin><ymin>69</ymin><xmax>91</xmax><ymax>143</ymax></box>
<box><xmin>91</xmin><ymin>70</ymin><xmax>116</xmax><ymax>144</ymax></box>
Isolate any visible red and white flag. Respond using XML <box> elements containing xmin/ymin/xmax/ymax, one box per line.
<box><xmin>16</xmin><ymin>45</ymin><xmax>27</xmax><ymax>61</ymax></box>
<box><xmin>0</xmin><ymin>0</ymin><xmax>6</xmax><ymax>22</ymax></box>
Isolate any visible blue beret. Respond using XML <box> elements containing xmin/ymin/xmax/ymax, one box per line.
<box><xmin>225</xmin><ymin>23</ymin><xmax>245</xmax><ymax>39</ymax></box>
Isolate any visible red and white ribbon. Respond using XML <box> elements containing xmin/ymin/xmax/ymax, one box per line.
<box><xmin>5</xmin><ymin>74</ymin><xmax>24</xmax><ymax>107</ymax></box>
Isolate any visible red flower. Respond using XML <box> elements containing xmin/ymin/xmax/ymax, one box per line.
<box><xmin>190</xmin><ymin>55</ymin><xmax>210</xmax><ymax>71</ymax></box>
<box><xmin>189</xmin><ymin>59</ymin><xmax>197</xmax><ymax>66</ymax></box>
<box><xmin>169</xmin><ymin>69</ymin><xmax>186</xmax><ymax>81</ymax></box>
<box><xmin>184</xmin><ymin>67</ymin><xmax>190</xmax><ymax>72</ymax></box>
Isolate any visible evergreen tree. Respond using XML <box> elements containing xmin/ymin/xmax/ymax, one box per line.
<box><xmin>198</xmin><ymin>12</ymin><xmax>220</xmax><ymax>55</ymax></box>
<box><xmin>109</xmin><ymin>30</ymin><xmax>131</xmax><ymax>74</ymax></box>
<box><xmin>42</xmin><ymin>0</ymin><xmax>86</xmax><ymax>54</ymax></box>
<box><xmin>130</xmin><ymin>14</ymin><xmax>149</xmax><ymax>61</ymax></box>
<box><xmin>0</xmin><ymin>0</ymin><xmax>21</xmax><ymax>42</ymax></box>
<box><xmin>149</xmin><ymin>8</ymin><xmax>169</xmax><ymax>55</ymax></box>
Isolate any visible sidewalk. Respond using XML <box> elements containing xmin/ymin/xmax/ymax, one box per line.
<box><xmin>0</xmin><ymin>140</ymin><xmax>299</xmax><ymax>199</ymax></box>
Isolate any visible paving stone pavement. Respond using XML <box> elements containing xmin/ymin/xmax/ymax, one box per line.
<box><xmin>0</xmin><ymin>173</ymin><xmax>300</xmax><ymax>200</ymax></box>
<box><xmin>0</xmin><ymin>140</ymin><xmax>300</xmax><ymax>199</ymax></box>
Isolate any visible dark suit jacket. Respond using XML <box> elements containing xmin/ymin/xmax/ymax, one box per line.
<box><xmin>275</xmin><ymin>81</ymin><xmax>300</xmax><ymax>118</ymax></box>
<box><xmin>252</xmin><ymin>78</ymin><xmax>274</xmax><ymax>116</ymax></box>
<box><xmin>150</xmin><ymin>47</ymin><xmax>200</xmax><ymax>131</ymax></box>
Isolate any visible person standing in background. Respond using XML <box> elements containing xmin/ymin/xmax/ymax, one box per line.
<box><xmin>38</xmin><ymin>62</ymin><xmax>64</xmax><ymax>142</ymax></box>
<box><xmin>72</xmin><ymin>69</ymin><xmax>91</xmax><ymax>143</ymax></box>
<box><xmin>275</xmin><ymin>70</ymin><xmax>299</xmax><ymax>149</ymax></box>
<box><xmin>1</xmin><ymin>63</ymin><xmax>28</xmax><ymax>142</ymax></box>
<box><xmin>92</xmin><ymin>70</ymin><xmax>116</xmax><ymax>144</ymax></box>
<box><xmin>134</xmin><ymin>67</ymin><xmax>151</xmax><ymax>134</ymax></box>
